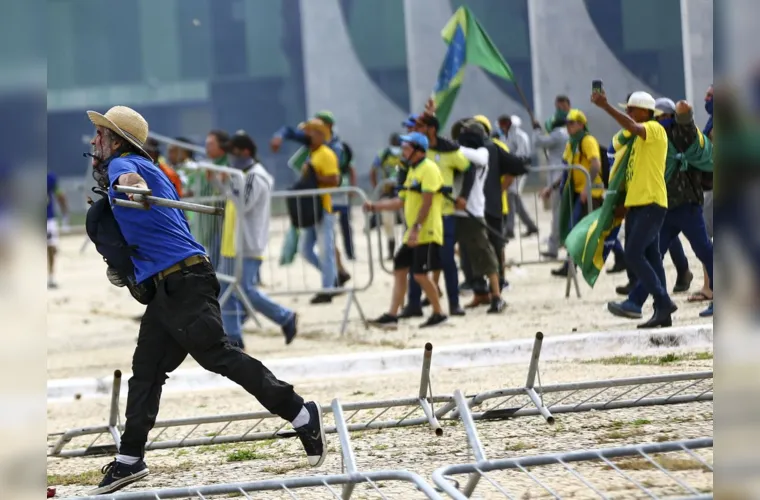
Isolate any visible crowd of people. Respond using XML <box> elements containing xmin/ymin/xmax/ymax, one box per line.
<box><xmin>51</xmin><ymin>82</ymin><xmax>714</xmax><ymax>496</ymax></box>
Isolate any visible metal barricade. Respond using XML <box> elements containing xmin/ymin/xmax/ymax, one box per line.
<box><xmin>262</xmin><ymin>185</ymin><xmax>374</xmax><ymax>335</ymax></box>
<box><xmin>61</xmin><ymin>397</ymin><xmax>444</xmax><ymax>500</ymax></box>
<box><xmin>508</xmin><ymin>164</ymin><xmax>596</xmax><ymax>299</ymax></box>
<box><xmin>369</xmin><ymin>179</ymin><xmax>406</xmax><ymax>275</ymax></box>
<box><xmin>48</xmin><ymin>336</ymin><xmax>712</xmax><ymax>459</ymax></box>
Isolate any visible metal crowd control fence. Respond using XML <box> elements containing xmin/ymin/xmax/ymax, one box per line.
<box><xmin>48</xmin><ymin>334</ymin><xmax>712</xmax><ymax>459</ymax></box>
<box><xmin>512</xmin><ymin>164</ymin><xmax>595</xmax><ymax>299</ymax></box>
<box><xmin>369</xmin><ymin>179</ymin><xmax>406</xmax><ymax>275</ymax></box>
<box><xmin>64</xmin><ymin>397</ymin><xmax>444</xmax><ymax>500</ymax></box>
<box><xmin>433</xmin><ymin>422</ymin><xmax>713</xmax><ymax>499</ymax></box>
<box><xmin>262</xmin><ymin>185</ymin><xmax>375</xmax><ymax>335</ymax></box>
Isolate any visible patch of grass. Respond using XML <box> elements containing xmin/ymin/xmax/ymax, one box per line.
<box><xmin>610</xmin><ymin>457</ymin><xmax>710</xmax><ymax>472</ymax></box>
<box><xmin>226</xmin><ymin>448</ymin><xmax>270</xmax><ymax>462</ymax></box>
<box><xmin>584</xmin><ymin>352</ymin><xmax>713</xmax><ymax>366</ymax></box>
<box><xmin>506</xmin><ymin>441</ymin><xmax>528</xmax><ymax>452</ymax></box>
<box><xmin>372</xmin><ymin>443</ymin><xmax>389</xmax><ymax>451</ymax></box>
<box><xmin>197</xmin><ymin>439</ymin><xmax>275</xmax><ymax>455</ymax></box>
<box><xmin>599</xmin><ymin>428</ymin><xmax>645</xmax><ymax>442</ymax></box>
<box><xmin>656</xmin><ymin>434</ymin><xmax>672</xmax><ymax>442</ymax></box>
<box><xmin>47</xmin><ymin>461</ymin><xmax>195</xmax><ymax>487</ymax></box>
<box><xmin>632</xmin><ymin>418</ymin><xmax>651</xmax><ymax>426</ymax></box>
<box><xmin>174</xmin><ymin>449</ymin><xmax>189</xmax><ymax>457</ymax></box>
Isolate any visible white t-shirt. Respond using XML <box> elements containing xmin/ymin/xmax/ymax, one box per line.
<box><xmin>455</xmin><ymin>146</ymin><xmax>489</xmax><ymax>218</ymax></box>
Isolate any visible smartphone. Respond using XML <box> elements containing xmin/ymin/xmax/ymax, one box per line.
<box><xmin>592</xmin><ymin>79</ymin><xmax>603</xmax><ymax>94</ymax></box>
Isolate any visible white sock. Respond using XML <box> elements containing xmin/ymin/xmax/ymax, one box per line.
<box><xmin>115</xmin><ymin>454</ymin><xmax>140</xmax><ymax>465</ymax></box>
<box><xmin>291</xmin><ymin>406</ymin><xmax>310</xmax><ymax>428</ymax></box>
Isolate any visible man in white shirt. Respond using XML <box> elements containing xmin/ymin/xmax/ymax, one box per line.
<box><xmin>453</xmin><ymin>120</ymin><xmax>506</xmax><ymax>313</ymax></box>
<box><xmin>499</xmin><ymin>115</ymin><xmax>538</xmax><ymax>238</ymax></box>
<box><xmin>215</xmin><ymin>133</ymin><xmax>299</xmax><ymax>349</ymax></box>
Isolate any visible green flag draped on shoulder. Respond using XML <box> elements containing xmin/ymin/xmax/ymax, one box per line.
<box><xmin>433</xmin><ymin>6</ymin><xmax>515</xmax><ymax>127</ymax></box>
<box><xmin>565</xmin><ymin>130</ymin><xmax>635</xmax><ymax>287</ymax></box>
<box><xmin>664</xmin><ymin>128</ymin><xmax>713</xmax><ymax>182</ymax></box>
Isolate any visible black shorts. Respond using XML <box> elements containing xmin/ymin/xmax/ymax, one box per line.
<box><xmin>393</xmin><ymin>243</ymin><xmax>442</xmax><ymax>275</ymax></box>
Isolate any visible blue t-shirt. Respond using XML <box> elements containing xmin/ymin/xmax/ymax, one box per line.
<box><xmin>47</xmin><ymin>172</ymin><xmax>57</xmax><ymax>220</ymax></box>
<box><xmin>108</xmin><ymin>154</ymin><xmax>207</xmax><ymax>283</ymax></box>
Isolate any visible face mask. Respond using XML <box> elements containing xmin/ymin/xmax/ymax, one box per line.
<box><xmin>228</xmin><ymin>154</ymin><xmax>251</xmax><ymax>170</ymax></box>
<box><xmin>658</xmin><ymin>117</ymin><xmax>674</xmax><ymax>129</ymax></box>
<box><xmin>389</xmin><ymin>146</ymin><xmax>401</xmax><ymax>156</ymax></box>
<box><xmin>302</xmin><ymin>135</ymin><xmax>313</xmax><ymax>147</ymax></box>
<box><xmin>704</xmin><ymin>99</ymin><xmax>713</xmax><ymax>115</ymax></box>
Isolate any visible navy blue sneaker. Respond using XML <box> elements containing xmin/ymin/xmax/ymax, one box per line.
<box><xmin>295</xmin><ymin>402</ymin><xmax>327</xmax><ymax>467</ymax></box>
<box><xmin>699</xmin><ymin>302</ymin><xmax>713</xmax><ymax>318</ymax></box>
<box><xmin>88</xmin><ymin>459</ymin><xmax>149</xmax><ymax>495</ymax></box>
<box><xmin>607</xmin><ymin>300</ymin><xmax>643</xmax><ymax>319</ymax></box>
<box><xmin>282</xmin><ymin>313</ymin><xmax>298</xmax><ymax>345</ymax></box>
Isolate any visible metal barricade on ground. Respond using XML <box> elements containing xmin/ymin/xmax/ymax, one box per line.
<box><xmin>368</xmin><ymin>179</ymin><xmax>406</xmax><ymax>275</ymax></box>
<box><xmin>48</xmin><ymin>335</ymin><xmax>712</xmax><ymax>459</ymax></box>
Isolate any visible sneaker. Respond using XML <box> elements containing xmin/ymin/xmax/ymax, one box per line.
<box><xmin>607</xmin><ymin>260</ymin><xmax>627</xmax><ymax>274</ymax></box>
<box><xmin>521</xmin><ymin>227</ymin><xmax>539</xmax><ymax>238</ymax></box>
<box><xmin>368</xmin><ymin>313</ymin><xmax>399</xmax><ymax>329</ymax></box>
<box><xmin>295</xmin><ymin>402</ymin><xmax>327</xmax><ymax>467</ymax></box>
<box><xmin>88</xmin><ymin>459</ymin><xmax>149</xmax><ymax>495</ymax></box>
<box><xmin>500</xmin><ymin>279</ymin><xmax>511</xmax><ymax>292</ymax></box>
<box><xmin>282</xmin><ymin>313</ymin><xmax>298</xmax><ymax>345</ymax></box>
<box><xmin>673</xmin><ymin>270</ymin><xmax>693</xmax><ymax>293</ymax></box>
<box><xmin>338</xmin><ymin>271</ymin><xmax>351</xmax><ymax>286</ymax></box>
<box><xmin>310</xmin><ymin>293</ymin><xmax>333</xmax><ymax>305</ymax></box>
<box><xmin>607</xmin><ymin>300</ymin><xmax>643</xmax><ymax>319</ymax></box>
<box><xmin>398</xmin><ymin>306</ymin><xmax>424</xmax><ymax>319</ymax></box>
<box><xmin>487</xmin><ymin>297</ymin><xmax>507</xmax><ymax>314</ymax></box>
<box><xmin>420</xmin><ymin>313</ymin><xmax>448</xmax><ymax>328</ymax></box>
<box><xmin>449</xmin><ymin>305</ymin><xmax>466</xmax><ymax>316</ymax></box>
<box><xmin>699</xmin><ymin>302</ymin><xmax>713</xmax><ymax>318</ymax></box>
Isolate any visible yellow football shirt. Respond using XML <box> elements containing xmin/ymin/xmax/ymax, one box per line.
<box><xmin>426</xmin><ymin>147</ymin><xmax>469</xmax><ymax>215</ymax></box>
<box><xmin>562</xmin><ymin>134</ymin><xmax>605</xmax><ymax>198</ymax></box>
<box><xmin>400</xmin><ymin>158</ymin><xmax>444</xmax><ymax>245</ymax></box>
<box><xmin>624</xmin><ymin>121</ymin><xmax>668</xmax><ymax>208</ymax></box>
<box><xmin>492</xmin><ymin>138</ymin><xmax>510</xmax><ymax>215</ymax></box>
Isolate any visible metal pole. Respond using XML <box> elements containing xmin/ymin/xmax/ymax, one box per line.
<box><xmin>332</xmin><ymin>399</ymin><xmax>358</xmax><ymax>500</ymax></box>
<box><xmin>525</xmin><ymin>332</ymin><xmax>543</xmax><ymax>388</ymax></box>
<box><xmin>108</xmin><ymin>370</ymin><xmax>122</xmax><ymax>450</ymax></box>
<box><xmin>112</xmin><ymin>185</ymin><xmax>225</xmax><ymax>215</ymax></box>
<box><xmin>453</xmin><ymin>390</ymin><xmax>486</xmax><ymax>498</ymax></box>
<box><xmin>418</xmin><ymin>343</ymin><xmax>443</xmax><ymax>436</ymax></box>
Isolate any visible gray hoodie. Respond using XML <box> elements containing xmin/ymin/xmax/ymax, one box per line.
<box><xmin>533</xmin><ymin>126</ymin><xmax>569</xmax><ymax>185</ymax></box>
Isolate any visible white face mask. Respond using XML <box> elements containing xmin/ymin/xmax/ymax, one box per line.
<box><xmin>389</xmin><ymin>146</ymin><xmax>401</xmax><ymax>156</ymax></box>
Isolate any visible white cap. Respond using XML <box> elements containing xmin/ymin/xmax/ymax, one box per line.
<box><xmin>654</xmin><ymin>98</ymin><xmax>676</xmax><ymax>115</ymax></box>
<box><xmin>619</xmin><ymin>91</ymin><xmax>659</xmax><ymax>114</ymax></box>
<box><xmin>510</xmin><ymin>115</ymin><xmax>522</xmax><ymax>128</ymax></box>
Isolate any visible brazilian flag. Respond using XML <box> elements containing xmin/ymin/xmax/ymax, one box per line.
<box><xmin>565</xmin><ymin>131</ymin><xmax>635</xmax><ymax>287</ymax></box>
<box><xmin>433</xmin><ymin>6</ymin><xmax>515</xmax><ymax>127</ymax></box>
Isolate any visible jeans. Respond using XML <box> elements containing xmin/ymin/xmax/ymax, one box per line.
<box><xmin>119</xmin><ymin>261</ymin><xmax>303</xmax><ymax>458</ymax></box>
<box><xmin>333</xmin><ymin>204</ymin><xmax>355</xmax><ymax>259</ymax></box>
<box><xmin>623</xmin><ymin>219</ymin><xmax>690</xmax><ymax>284</ymax></box>
<box><xmin>408</xmin><ymin>215</ymin><xmax>459</xmax><ymax>309</ymax></box>
<box><xmin>624</xmin><ymin>204</ymin><xmax>671</xmax><ymax>309</ymax></box>
<box><xmin>629</xmin><ymin>204</ymin><xmax>714</xmax><ymax>307</ymax></box>
<box><xmin>221</xmin><ymin>257</ymin><xmax>294</xmax><ymax>342</ymax></box>
<box><xmin>300</xmin><ymin>212</ymin><xmax>337</xmax><ymax>289</ymax></box>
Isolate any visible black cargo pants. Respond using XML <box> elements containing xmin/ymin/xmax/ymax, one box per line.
<box><xmin>119</xmin><ymin>261</ymin><xmax>303</xmax><ymax>458</ymax></box>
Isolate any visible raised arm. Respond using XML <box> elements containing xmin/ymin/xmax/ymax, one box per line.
<box><xmin>591</xmin><ymin>92</ymin><xmax>647</xmax><ymax>139</ymax></box>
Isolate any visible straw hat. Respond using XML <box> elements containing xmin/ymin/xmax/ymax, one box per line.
<box><xmin>87</xmin><ymin>106</ymin><xmax>150</xmax><ymax>152</ymax></box>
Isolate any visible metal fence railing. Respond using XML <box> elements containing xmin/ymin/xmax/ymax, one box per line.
<box><xmin>62</xmin><ymin>398</ymin><xmax>445</xmax><ymax>500</ymax></box>
<box><xmin>48</xmin><ymin>334</ymin><xmax>712</xmax><ymax>459</ymax></box>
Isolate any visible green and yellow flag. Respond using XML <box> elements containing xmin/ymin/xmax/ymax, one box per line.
<box><xmin>565</xmin><ymin>131</ymin><xmax>634</xmax><ymax>287</ymax></box>
<box><xmin>433</xmin><ymin>6</ymin><xmax>515</xmax><ymax>127</ymax></box>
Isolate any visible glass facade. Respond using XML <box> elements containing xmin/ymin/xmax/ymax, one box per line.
<box><xmin>584</xmin><ymin>0</ymin><xmax>686</xmax><ymax>99</ymax></box>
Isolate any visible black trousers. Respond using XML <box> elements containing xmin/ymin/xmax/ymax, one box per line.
<box><xmin>461</xmin><ymin>213</ymin><xmax>504</xmax><ymax>294</ymax></box>
<box><xmin>119</xmin><ymin>261</ymin><xmax>304</xmax><ymax>458</ymax></box>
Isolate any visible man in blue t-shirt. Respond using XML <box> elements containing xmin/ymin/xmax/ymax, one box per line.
<box><xmin>84</xmin><ymin>106</ymin><xmax>327</xmax><ymax>496</ymax></box>
<box><xmin>47</xmin><ymin>172</ymin><xmax>69</xmax><ymax>288</ymax></box>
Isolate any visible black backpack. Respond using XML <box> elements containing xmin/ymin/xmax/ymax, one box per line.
<box><xmin>85</xmin><ymin>188</ymin><xmax>156</xmax><ymax>304</ymax></box>
<box><xmin>287</xmin><ymin>166</ymin><xmax>324</xmax><ymax>229</ymax></box>
<box><xmin>580</xmin><ymin>136</ymin><xmax>612</xmax><ymax>188</ymax></box>
<box><xmin>339</xmin><ymin>141</ymin><xmax>353</xmax><ymax>179</ymax></box>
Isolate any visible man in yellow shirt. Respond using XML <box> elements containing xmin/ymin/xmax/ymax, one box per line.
<box><xmin>364</xmin><ymin>132</ymin><xmax>448</xmax><ymax>329</ymax></box>
<box><xmin>298</xmin><ymin>119</ymin><xmax>341</xmax><ymax>304</ymax></box>
<box><xmin>400</xmin><ymin>114</ymin><xmax>470</xmax><ymax>318</ymax></box>
<box><xmin>591</xmin><ymin>90</ymin><xmax>676</xmax><ymax>328</ymax></box>
<box><xmin>543</xmin><ymin>109</ymin><xmax>605</xmax><ymax>277</ymax></box>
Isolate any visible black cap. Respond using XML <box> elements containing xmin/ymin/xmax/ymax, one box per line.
<box><xmin>144</xmin><ymin>137</ymin><xmax>160</xmax><ymax>154</ymax></box>
<box><xmin>417</xmin><ymin>114</ymin><xmax>439</xmax><ymax>130</ymax></box>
